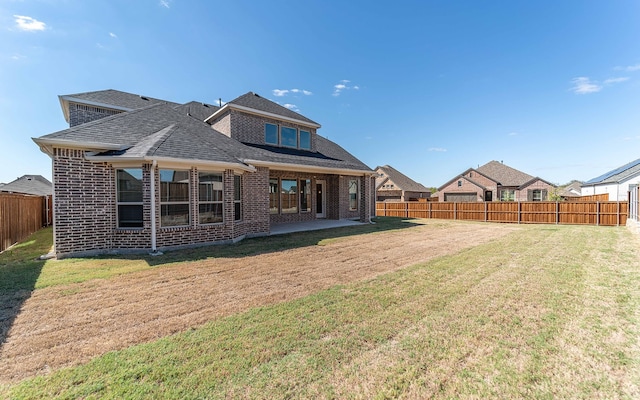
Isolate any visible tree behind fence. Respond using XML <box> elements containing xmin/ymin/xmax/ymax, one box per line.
<box><xmin>0</xmin><ymin>193</ymin><xmax>52</xmax><ymax>253</ymax></box>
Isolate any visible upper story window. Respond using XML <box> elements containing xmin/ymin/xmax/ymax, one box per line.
<box><xmin>299</xmin><ymin>130</ymin><xmax>311</xmax><ymax>150</ymax></box>
<box><xmin>264</xmin><ymin>123</ymin><xmax>312</xmax><ymax>150</ymax></box>
<box><xmin>265</xmin><ymin>123</ymin><xmax>278</xmax><ymax>145</ymax></box>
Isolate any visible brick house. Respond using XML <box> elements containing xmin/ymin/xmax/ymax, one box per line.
<box><xmin>34</xmin><ymin>90</ymin><xmax>374</xmax><ymax>257</ymax></box>
<box><xmin>437</xmin><ymin>160</ymin><xmax>555</xmax><ymax>202</ymax></box>
<box><xmin>375</xmin><ymin>165</ymin><xmax>431</xmax><ymax>202</ymax></box>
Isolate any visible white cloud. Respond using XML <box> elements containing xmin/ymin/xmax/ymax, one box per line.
<box><xmin>508</xmin><ymin>132</ymin><xmax>519</xmax><ymax>136</ymax></box>
<box><xmin>283</xmin><ymin>103</ymin><xmax>299</xmax><ymax>112</ymax></box>
<box><xmin>615</xmin><ymin>64</ymin><xmax>640</xmax><ymax>72</ymax></box>
<box><xmin>428</xmin><ymin>147</ymin><xmax>447</xmax><ymax>152</ymax></box>
<box><xmin>14</xmin><ymin>15</ymin><xmax>46</xmax><ymax>31</ymax></box>
<box><xmin>570</xmin><ymin>77</ymin><xmax>602</xmax><ymax>94</ymax></box>
<box><xmin>273</xmin><ymin>89</ymin><xmax>289</xmax><ymax>97</ymax></box>
<box><xmin>273</xmin><ymin>88</ymin><xmax>312</xmax><ymax>97</ymax></box>
<box><xmin>10</xmin><ymin>54</ymin><xmax>26</xmax><ymax>61</ymax></box>
<box><xmin>603</xmin><ymin>77</ymin><xmax>629</xmax><ymax>84</ymax></box>
<box><xmin>159</xmin><ymin>0</ymin><xmax>171</xmax><ymax>8</ymax></box>
<box><xmin>109</xmin><ymin>32</ymin><xmax>117</xmax><ymax>38</ymax></box>
<box><xmin>333</xmin><ymin>80</ymin><xmax>359</xmax><ymax>96</ymax></box>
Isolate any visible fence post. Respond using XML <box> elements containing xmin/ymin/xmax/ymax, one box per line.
<box><xmin>428</xmin><ymin>201</ymin><xmax>431</xmax><ymax>219</ymax></box>
<box><xmin>596</xmin><ymin>201</ymin><xmax>600</xmax><ymax>226</ymax></box>
<box><xmin>454</xmin><ymin>202</ymin><xmax>457</xmax><ymax>221</ymax></box>
<box><xmin>556</xmin><ymin>202</ymin><xmax>559</xmax><ymax>225</ymax></box>
<box><xmin>518</xmin><ymin>202</ymin><xmax>521</xmax><ymax>224</ymax></box>
<box><xmin>617</xmin><ymin>201</ymin><xmax>620</xmax><ymax>227</ymax></box>
<box><xmin>406</xmin><ymin>202</ymin><xmax>409</xmax><ymax>219</ymax></box>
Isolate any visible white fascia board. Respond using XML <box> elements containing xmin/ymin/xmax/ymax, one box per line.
<box><xmin>243</xmin><ymin>159</ymin><xmax>373</xmax><ymax>176</ymax></box>
<box><xmin>205</xmin><ymin>103</ymin><xmax>321</xmax><ymax>129</ymax></box>
<box><xmin>32</xmin><ymin>137</ymin><xmax>127</xmax><ymax>155</ymax></box>
<box><xmin>84</xmin><ymin>154</ymin><xmax>256</xmax><ymax>173</ymax></box>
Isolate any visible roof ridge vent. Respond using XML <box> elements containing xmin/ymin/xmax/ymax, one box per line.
<box><xmin>140</xmin><ymin>95</ymin><xmax>149</xmax><ymax>101</ymax></box>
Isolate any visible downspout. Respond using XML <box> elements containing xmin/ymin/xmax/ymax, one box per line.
<box><xmin>150</xmin><ymin>160</ymin><xmax>158</xmax><ymax>254</ymax></box>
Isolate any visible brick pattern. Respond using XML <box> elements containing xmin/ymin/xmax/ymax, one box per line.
<box><xmin>269</xmin><ymin>170</ymin><xmax>323</xmax><ymax>224</ymax></box>
<box><xmin>69</xmin><ymin>102</ymin><xmax>122</xmax><ymax>127</ymax></box>
<box><xmin>52</xmin><ymin>148</ymin><xmax>115</xmax><ymax>255</ymax></box>
<box><xmin>212</xmin><ymin>110</ymin><xmax>317</xmax><ymax>151</ymax></box>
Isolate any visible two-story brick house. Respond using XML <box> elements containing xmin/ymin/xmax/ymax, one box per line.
<box><xmin>34</xmin><ymin>90</ymin><xmax>374</xmax><ymax>258</ymax></box>
<box><xmin>437</xmin><ymin>160</ymin><xmax>555</xmax><ymax>202</ymax></box>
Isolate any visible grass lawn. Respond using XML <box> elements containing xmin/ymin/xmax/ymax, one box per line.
<box><xmin>1</xmin><ymin>219</ymin><xmax>639</xmax><ymax>399</ymax></box>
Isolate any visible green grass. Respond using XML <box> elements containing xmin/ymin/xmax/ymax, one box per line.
<box><xmin>2</xmin><ymin>221</ymin><xmax>640</xmax><ymax>399</ymax></box>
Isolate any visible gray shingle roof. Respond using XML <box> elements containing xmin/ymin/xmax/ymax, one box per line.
<box><xmin>174</xmin><ymin>101</ymin><xmax>220</xmax><ymax>122</ymax></box>
<box><xmin>0</xmin><ymin>175</ymin><xmax>52</xmax><ymax>196</ymax></box>
<box><xmin>476</xmin><ymin>160</ymin><xmax>534</xmax><ymax>186</ymax></box>
<box><xmin>61</xmin><ymin>89</ymin><xmax>177</xmax><ymax>110</ymax></box>
<box><xmin>36</xmin><ymin>102</ymin><xmax>371</xmax><ymax>173</ymax></box>
<box><xmin>229</xmin><ymin>92</ymin><xmax>319</xmax><ymax>126</ymax></box>
<box><xmin>375</xmin><ymin>165</ymin><xmax>430</xmax><ymax>192</ymax></box>
<box><xmin>584</xmin><ymin>158</ymin><xmax>640</xmax><ymax>185</ymax></box>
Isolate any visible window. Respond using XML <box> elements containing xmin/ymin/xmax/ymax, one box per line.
<box><xmin>160</xmin><ymin>169</ymin><xmax>190</xmax><ymax>227</ymax></box>
<box><xmin>265</xmin><ymin>123</ymin><xmax>278</xmax><ymax>145</ymax></box>
<box><xmin>349</xmin><ymin>179</ymin><xmax>359</xmax><ymax>211</ymax></box>
<box><xmin>281</xmin><ymin>179</ymin><xmax>298</xmax><ymax>213</ymax></box>
<box><xmin>116</xmin><ymin>168</ymin><xmax>143</xmax><ymax>228</ymax></box>
<box><xmin>299</xmin><ymin>130</ymin><xmax>311</xmax><ymax>150</ymax></box>
<box><xmin>269</xmin><ymin>178</ymin><xmax>279</xmax><ymax>214</ymax></box>
<box><xmin>199</xmin><ymin>172</ymin><xmax>223</xmax><ymax>224</ymax></box>
<box><xmin>530</xmin><ymin>189</ymin><xmax>546</xmax><ymax>202</ymax></box>
<box><xmin>300</xmin><ymin>179</ymin><xmax>311</xmax><ymax>212</ymax></box>
<box><xmin>499</xmin><ymin>189</ymin><xmax>515</xmax><ymax>202</ymax></box>
<box><xmin>457</xmin><ymin>180</ymin><xmax>462</xmax><ymax>187</ymax></box>
<box><xmin>280</xmin><ymin>126</ymin><xmax>297</xmax><ymax>147</ymax></box>
<box><xmin>234</xmin><ymin>175</ymin><xmax>242</xmax><ymax>221</ymax></box>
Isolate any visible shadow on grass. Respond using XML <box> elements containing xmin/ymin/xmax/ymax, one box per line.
<box><xmin>115</xmin><ymin>217</ymin><xmax>425</xmax><ymax>267</ymax></box>
<box><xmin>0</xmin><ymin>228</ymin><xmax>52</xmax><ymax>347</ymax></box>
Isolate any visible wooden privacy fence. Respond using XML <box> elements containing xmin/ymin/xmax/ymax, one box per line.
<box><xmin>0</xmin><ymin>193</ymin><xmax>52</xmax><ymax>253</ymax></box>
<box><xmin>376</xmin><ymin>201</ymin><xmax>627</xmax><ymax>226</ymax></box>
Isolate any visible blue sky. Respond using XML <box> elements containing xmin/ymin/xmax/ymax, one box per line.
<box><xmin>1</xmin><ymin>0</ymin><xmax>639</xmax><ymax>188</ymax></box>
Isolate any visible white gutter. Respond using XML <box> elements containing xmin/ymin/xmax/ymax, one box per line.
<box><xmin>150</xmin><ymin>160</ymin><xmax>157</xmax><ymax>253</ymax></box>
<box><xmin>242</xmin><ymin>159</ymin><xmax>374</xmax><ymax>177</ymax></box>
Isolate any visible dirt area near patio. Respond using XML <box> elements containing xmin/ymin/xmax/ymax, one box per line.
<box><xmin>0</xmin><ymin>221</ymin><xmax>517</xmax><ymax>382</ymax></box>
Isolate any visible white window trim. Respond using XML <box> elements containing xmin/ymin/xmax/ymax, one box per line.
<box><xmin>116</xmin><ymin>168</ymin><xmax>144</xmax><ymax>229</ymax></box>
<box><xmin>198</xmin><ymin>171</ymin><xmax>224</xmax><ymax>225</ymax></box>
<box><xmin>160</xmin><ymin>169</ymin><xmax>191</xmax><ymax>228</ymax></box>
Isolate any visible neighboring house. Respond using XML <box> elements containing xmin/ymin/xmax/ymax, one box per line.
<box><xmin>437</xmin><ymin>160</ymin><xmax>555</xmax><ymax>202</ymax></box>
<box><xmin>581</xmin><ymin>158</ymin><xmax>640</xmax><ymax>201</ymax></box>
<box><xmin>375</xmin><ymin>165</ymin><xmax>431</xmax><ymax>201</ymax></box>
<box><xmin>557</xmin><ymin>180</ymin><xmax>583</xmax><ymax>200</ymax></box>
<box><xmin>34</xmin><ymin>89</ymin><xmax>374</xmax><ymax>258</ymax></box>
<box><xmin>0</xmin><ymin>175</ymin><xmax>52</xmax><ymax>196</ymax></box>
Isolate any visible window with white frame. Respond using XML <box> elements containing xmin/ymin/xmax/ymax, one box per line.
<box><xmin>281</xmin><ymin>179</ymin><xmax>298</xmax><ymax>213</ymax></box>
<box><xmin>499</xmin><ymin>189</ymin><xmax>515</xmax><ymax>202</ymax></box>
<box><xmin>300</xmin><ymin>179</ymin><xmax>311</xmax><ymax>212</ymax></box>
<box><xmin>349</xmin><ymin>178</ymin><xmax>359</xmax><ymax>211</ymax></box>
<box><xmin>234</xmin><ymin>175</ymin><xmax>242</xmax><ymax>221</ymax></box>
<box><xmin>269</xmin><ymin>178</ymin><xmax>279</xmax><ymax>214</ymax></box>
<box><xmin>160</xmin><ymin>169</ymin><xmax>190</xmax><ymax>227</ymax></box>
<box><xmin>198</xmin><ymin>172</ymin><xmax>223</xmax><ymax>224</ymax></box>
<box><xmin>116</xmin><ymin>168</ymin><xmax>143</xmax><ymax>228</ymax></box>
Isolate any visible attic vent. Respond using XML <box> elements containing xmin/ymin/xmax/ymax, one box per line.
<box><xmin>202</xmin><ymin>103</ymin><xmax>209</xmax><ymax>107</ymax></box>
<box><xmin>253</xmin><ymin>93</ymin><xmax>261</xmax><ymax>98</ymax></box>
<box><xmin>140</xmin><ymin>95</ymin><xmax>149</xmax><ymax>101</ymax></box>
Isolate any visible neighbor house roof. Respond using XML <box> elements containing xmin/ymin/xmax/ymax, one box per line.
<box><xmin>0</xmin><ymin>175</ymin><xmax>52</xmax><ymax>196</ymax></box>
<box><xmin>375</xmin><ymin>165</ymin><xmax>430</xmax><ymax>192</ymax></box>
<box><xmin>173</xmin><ymin>101</ymin><xmax>220</xmax><ymax>122</ymax></box>
<box><xmin>584</xmin><ymin>158</ymin><xmax>640</xmax><ymax>185</ymax></box>
<box><xmin>476</xmin><ymin>160</ymin><xmax>534</xmax><ymax>186</ymax></box>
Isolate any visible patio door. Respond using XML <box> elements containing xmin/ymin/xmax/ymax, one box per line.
<box><xmin>316</xmin><ymin>180</ymin><xmax>326</xmax><ymax>218</ymax></box>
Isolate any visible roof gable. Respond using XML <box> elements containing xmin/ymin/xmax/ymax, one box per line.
<box><xmin>225</xmin><ymin>92</ymin><xmax>319</xmax><ymax>127</ymax></box>
<box><xmin>375</xmin><ymin>165</ymin><xmax>430</xmax><ymax>192</ymax></box>
<box><xmin>476</xmin><ymin>160</ymin><xmax>534</xmax><ymax>186</ymax></box>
